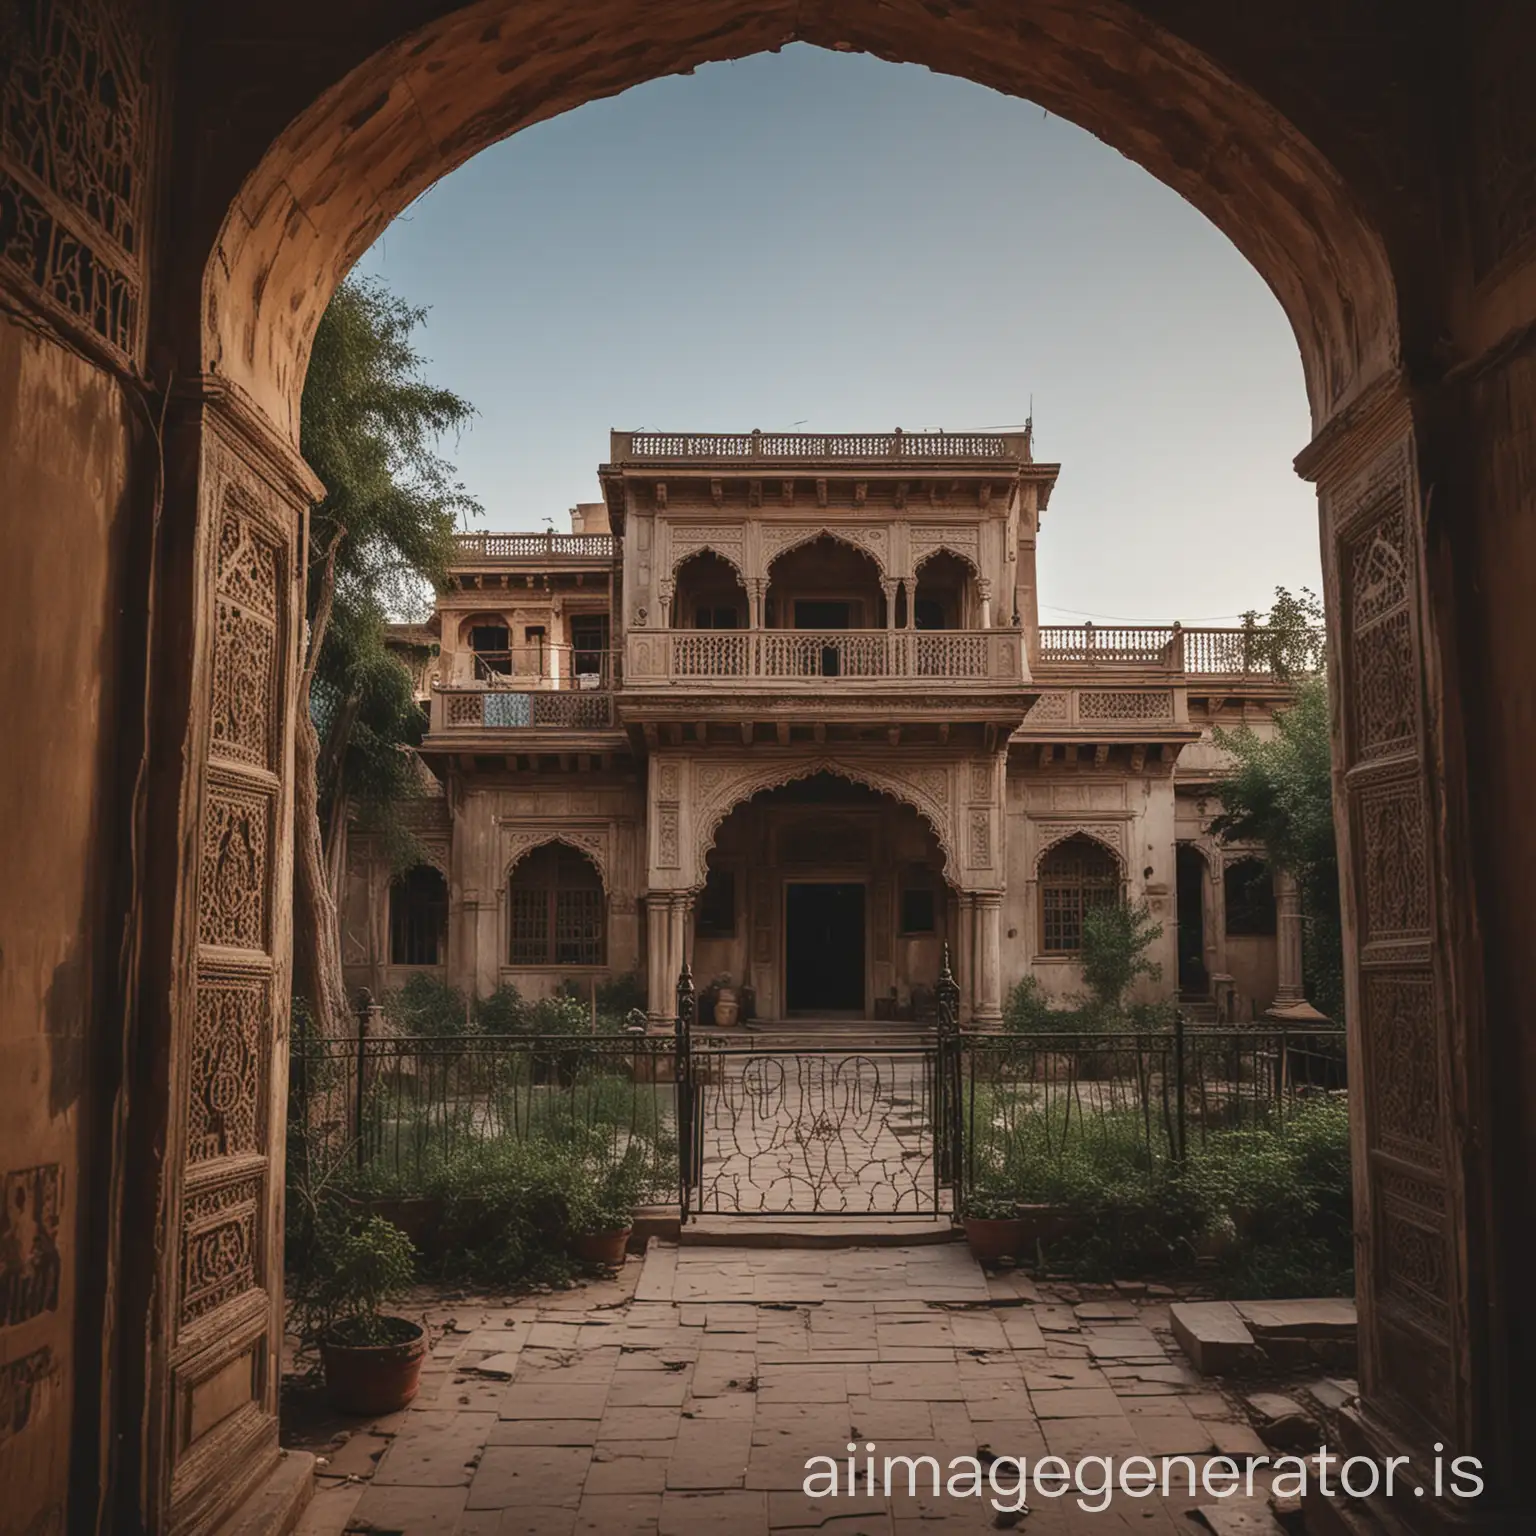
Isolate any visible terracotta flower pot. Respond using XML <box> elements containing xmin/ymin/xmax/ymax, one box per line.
<box><xmin>962</xmin><ymin>1216</ymin><xmax>1030</xmax><ymax>1263</ymax></box>
<box><xmin>321</xmin><ymin>1317</ymin><xmax>427</xmax><ymax>1415</ymax></box>
<box><xmin>570</xmin><ymin>1226</ymin><xmax>633</xmax><ymax>1267</ymax></box>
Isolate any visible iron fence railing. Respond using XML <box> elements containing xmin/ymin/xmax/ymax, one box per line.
<box><xmin>957</xmin><ymin>1023</ymin><xmax>1347</xmax><ymax>1207</ymax></box>
<box><xmin>291</xmin><ymin>1031</ymin><xmax>679</xmax><ymax>1204</ymax></box>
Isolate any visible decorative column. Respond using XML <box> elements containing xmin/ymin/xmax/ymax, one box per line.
<box><xmin>972</xmin><ymin>892</ymin><xmax>1004</xmax><ymax>1027</ymax></box>
<box><xmin>977</xmin><ymin>577</ymin><xmax>993</xmax><ymax>630</ymax></box>
<box><xmin>645</xmin><ymin>893</ymin><xmax>672</xmax><ymax>1026</ymax></box>
<box><xmin>668</xmin><ymin>893</ymin><xmax>694</xmax><ymax>987</ymax></box>
<box><xmin>749</xmin><ymin>577</ymin><xmax>766</xmax><ymax>630</ymax></box>
<box><xmin>882</xmin><ymin>578</ymin><xmax>899</xmax><ymax>628</ymax></box>
<box><xmin>1273</xmin><ymin>869</ymin><xmax>1305</xmax><ymax>1005</ymax></box>
<box><xmin>953</xmin><ymin>893</ymin><xmax>975</xmax><ymax>1024</ymax></box>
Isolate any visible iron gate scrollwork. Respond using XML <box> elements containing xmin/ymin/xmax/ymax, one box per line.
<box><xmin>674</xmin><ymin>950</ymin><xmax>962</xmax><ymax>1218</ymax></box>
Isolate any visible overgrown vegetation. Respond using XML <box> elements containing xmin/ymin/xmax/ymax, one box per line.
<box><xmin>968</xmin><ymin>1093</ymin><xmax>1352</xmax><ymax>1296</ymax></box>
<box><xmin>1001</xmin><ymin>899</ymin><xmax>1170</xmax><ymax>1033</ymax></box>
<box><xmin>294</xmin><ymin>275</ymin><xmax>479</xmax><ymax>1036</ymax></box>
<box><xmin>1214</xmin><ymin>663</ymin><xmax>1343</xmax><ymax>1020</ymax></box>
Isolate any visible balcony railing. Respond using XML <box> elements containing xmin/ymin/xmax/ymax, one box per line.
<box><xmin>1035</xmin><ymin>625</ymin><xmax>1319</xmax><ymax>679</ymax></box>
<box><xmin>452</xmin><ymin>531</ymin><xmax>617</xmax><ymax>561</ymax></box>
<box><xmin>463</xmin><ymin>646</ymin><xmax>617</xmax><ymax>686</ymax></box>
<box><xmin>612</xmin><ymin>429</ymin><xmax>1030</xmax><ymax>463</ymax></box>
<box><xmin>624</xmin><ymin>628</ymin><xmax>1025</xmax><ymax>686</ymax></box>
<box><xmin>429</xmin><ymin>686</ymin><xmax>616</xmax><ymax>732</ymax></box>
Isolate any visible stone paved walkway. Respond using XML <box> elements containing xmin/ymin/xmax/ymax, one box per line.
<box><xmin>293</xmin><ymin>1244</ymin><xmax>1281</xmax><ymax>1536</ymax></box>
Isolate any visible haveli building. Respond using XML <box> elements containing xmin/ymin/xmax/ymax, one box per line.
<box><xmin>341</xmin><ymin>428</ymin><xmax>1305</xmax><ymax>1027</ymax></box>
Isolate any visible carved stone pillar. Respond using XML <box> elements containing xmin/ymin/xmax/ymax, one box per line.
<box><xmin>952</xmin><ymin>893</ymin><xmax>975</xmax><ymax>1024</ymax></box>
<box><xmin>645</xmin><ymin>893</ymin><xmax>672</xmax><ymax>1025</ymax></box>
<box><xmin>977</xmin><ymin>577</ymin><xmax>993</xmax><ymax>629</ymax></box>
<box><xmin>669</xmin><ymin>893</ymin><xmax>694</xmax><ymax>979</ymax></box>
<box><xmin>882</xmin><ymin>578</ymin><xmax>898</xmax><ymax>629</ymax></box>
<box><xmin>749</xmin><ymin>577</ymin><xmax>766</xmax><ymax>630</ymax></box>
<box><xmin>972</xmin><ymin>892</ymin><xmax>1004</xmax><ymax>1027</ymax></box>
<box><xmin>1273</xmin><ymin>869</ymin><xmax>1305</xmax><ymax>1004</ymax></box>
<box><xmin>129</xmin><ymin>384</ymin><xmax>318</xmax><ymax>1533</ymax></box>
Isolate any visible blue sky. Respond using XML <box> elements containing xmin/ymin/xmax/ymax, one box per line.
<box><xmin>357</xmin><ymin>45</ymin><xmax>1321</xmax><ymax>625</ymax></box>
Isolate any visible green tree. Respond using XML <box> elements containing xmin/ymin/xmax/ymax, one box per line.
<box><xmin>1238</xmin><ymin>585</ymin><xmax>1327</xmax><ymax>680</ymax></box>
<box><xmin>294</xmin><ymin>276</ymin><xmax>478</xmax><ymax>1034</ymax></box>
<box><xmin>1212</xmin><ymin>674</ymin><xmax>1343</xmax><ymax>1020</ymax></box>
<box><xmin>1079</xmin><ymin>900</ymin><xmax>1164</xmax><ymax>1014</ymax></box>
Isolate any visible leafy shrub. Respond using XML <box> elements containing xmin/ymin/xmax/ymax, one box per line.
<box><xmin>1001</xmin><ymin>975</ymin><xmax>1061</xmax><ymax>1034</ymax></box>
<box><xmin>384</xmin><ymin>973</ymin><xmax>469</xmax><ymax>1036</ymax></box>
<box><xmin>289</xmin><ymin>1215</ymin><xmax>418</xmax><ymax>1348</ymax></box>
<box><xmin>1079</xmin><ymin>900</ymin><xmax>1163</xmax><ymax>1010</ymax></box>
<box><xmin>475</xmin><ymin>982</ymin><xmax>528</xmax><ymax>1035</ymax></box>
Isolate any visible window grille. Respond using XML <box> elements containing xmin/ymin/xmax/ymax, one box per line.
<box><xmin>1038</xmin><ymin>836</ymin><xmax>1120</xmax><ymax>954</ymax></box>
<box><xmin>508</xmin><ymin>843</ymin><xmax>606</xmax><ymax>966</ymax></box>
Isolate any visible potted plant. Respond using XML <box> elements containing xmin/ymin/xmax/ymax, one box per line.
<box><xmin>292</xmin><ymin>1213</ymin><xmax>426</xmax><ymax>1414</ymax></box>
<box><xmin>961</xmin><ymin>1187</ymin><xmax>1030</xmax><ymax>1263</ymax></box>
<box><xmin>712</xmin><ymin>973</ymin><xmax>740</xmax><ymax>1027</ymax></box>
<box><xmin>567</xmin><ymin>1146</ymin><xmax>645</xmax><ymax>1267</ymax></box>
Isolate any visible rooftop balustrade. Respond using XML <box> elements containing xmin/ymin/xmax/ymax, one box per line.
<box><xmin>609</xmin><ymin>428</ymin><xmax>1032</xmax><ymax>464</ymax></box>
<box><xmin>451</xmin><ymin>531</ymin><xmax>617</xmax><ymax>563</ymax></box>
<box><xmin>1035</xmin><ymin>624</ymin><xmax>1321</xmax><ymax>680</ymax></box>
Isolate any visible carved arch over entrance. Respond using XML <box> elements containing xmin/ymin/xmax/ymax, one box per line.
<box><xmin>762</xmin><ymin>525</ymin><xmax>890</xmax><ymax>578</ymax></box>
<box><xmin>1032</xmin><ymin>820</ymin><xmax>1128</xmax><ymax>873</ymax></box>
<box><xmin>690</xmin><ymin>757</ymin><xmax>960</xmax><ymax>890</ymax></box>
<box><xmin>502</xmin><ymin>828</ymin><xmax>611</xmax><ymax>893</ymax></box>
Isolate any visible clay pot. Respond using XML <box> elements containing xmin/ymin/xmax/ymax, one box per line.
<box><xmin>713</xmin><ymin>988</ymin><xmax>740</xmax><ymax>1027</ymax></box>
<box><xmin>962</xmin><ymin>1216</ymin><xmax>1030</xmax><ymax>1263</ymax></box>
<box><xmin>321</xmin><ymin>1317</ymin><xmax>427</xmax><ymax>1415</ymax></box>
<box><xmin>569</xmin><ymin>1226</ymin><xmax>634</xmax><ymax>1267</ymax></box>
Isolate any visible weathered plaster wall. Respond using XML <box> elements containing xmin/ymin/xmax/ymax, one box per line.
<box><xmin>0</xmin><ymin>315</ymin><xmax>133</xmax><ymax>1535</ymax></box>
<box><xmin>1003</xmin><ymin>765</ymin><xmax>1179</xmax><ymax>1009</ymax></box>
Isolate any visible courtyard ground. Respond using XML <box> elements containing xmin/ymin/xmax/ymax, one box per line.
<box><xmin>283</xmin><ymin>1240</ymin><xmax>1316</xmax><ymax>1536</ymax></box>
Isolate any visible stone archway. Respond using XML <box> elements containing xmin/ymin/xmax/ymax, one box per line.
<box><xmin>7</xmin><ymin>5</ymin><xmax>1533</xmax><ymax>1532</ymax></box>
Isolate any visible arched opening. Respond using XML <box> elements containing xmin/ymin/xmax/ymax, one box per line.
<box><xmin>764</xmin><ymin>534</ymin><xmax>886</xmax><ymax>676</ymax></box>
<box><xmin>1175</xmin><ymin>843</ymin><xmax>1210</xmax><ymax>997</ymax></box>
<box><xmin>507</xmin><ymin>842</ymin><xmax>607</xmax><ymax>968</ymax></box>
<box><xmin>912</xmin><ymin>550</ymin><xmax>978</xmax><ymax>630</ymax></box>
<box><xmin>388</xmin><ymin>864</ymin><xmax>447</xmax><ymax>967</ymax></box>
<box><xmin>1223</xmin><ymin>855</ymin><xmax>1278</xmax><ymax>937</ymax></box>
<box><xmin>458</xmin><ymin>611</ymin><xmax>513</xmax><ymax>678</ymax></box>
<box><xmin>699</xmin><ymin>771</ymin><xmax>950</xmax><ymax>1021</ymax></box>
<box><xmin>105</xmin><ymin>6</ymin><xmax>1502</xmax><ymax>1529</ymax></box>
<box><xmin>1036</xmin><ymin>834</ymin><xmax>1122</xmax><ymax>957</ymax></box>
<box><xmin>671</xmin><ymin>549</ymin><xmax>747</xmax><ymax>630</ymax></box>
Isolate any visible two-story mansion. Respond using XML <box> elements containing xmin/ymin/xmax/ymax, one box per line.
<box><xmin>341</xmin><ymin>429</ymin><xmax>1307</xmax><ymax>1027</ymax></box>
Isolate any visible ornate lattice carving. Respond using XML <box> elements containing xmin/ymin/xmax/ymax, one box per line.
<box><xmin>1357</xmin><ymin>777</ymin><xmax>1430</xmax><ymax>942</ymax></box>
<box><xmin>657</xmin><ymin>763</ymin><xmax>681</xmax><ymax>800</ymax></box>
<box><xmin>198</xmin><ymin>780</ymin><xmax>271</xmax><ymax>950</ymax></box>
<box><xmin>446</xmin><ymin>692</ymin><xmax>482</xmax><ymax>725</ymax></box>
<box><xmin>1023</xmin><ymin>691</ymin><xmax>1069</xmax><ymax>722</ymax></box>
<box><xmin>1079</xmin><ymin>691</ymin><xmax>1175</xmax><ymax>721</ymax></box>
<box><xmin>910</xmin><ymin>526</ymin><xmax>981</xmax><ymax>576</ymax></box>
<box><xmin>503</xmin><ymin>828</ymin><xmax>609</xmax><ymax>890</ymax></box>
<box><xmin>1347</xmin><ymin>508</ymin><xmax>1418</xmax><ymax>759</ymax></box>
<box><xmin>1377</xmin><ymin>1203</ymin><xmax>1450</xmax><ymax>1332</ymax></box>
<box><xmin>1361</xmin><ymin>971</ymin><xmax>1441</xmax><ymax>1167</ymax></box>
<box><xmin>187</xmin><ymin>974</ymin><xmax>268</xmax><ymax>1164</ymax></box>
<box><xmin>969</xmin><ymin>761</ymin><xmax>992</xmax><ymax>801</ymax></box>
<box><xmin>656</xmin><ymin>806</ymin><xmax>680</xmax><ymax>869</ymax></box>
<box><xmin>181</xmin><ymin>1174</ymin><xmax>261</xmax><ymax>1323</ymax></box>
<box><xmin>668</xmin><ymin>525</ymin><xmax>746</xmax><ymax>581</ymax></box>
<box><xmin>969</xmin><ymin>809</ymin><xmax>992</xmax><ymax>868</ymax></box>
<box><xmin>761</xmin><ymin>524</ymin><xmax>889</xmax><ymax>575</ymax></box>
<box><xmin>209</xmin><ymin>497</ymin><xmax>283</xmax><ymax>770</ymax></box>
<box><xmin>1033</xmin><ymin>821</ymin><xmax>1126</xmax><ymax>871</ymax></box>
<box><xmin>687</xmin><ymin>757</ymin><xmax>957</xmax><ymax>888</ymax></box>
<box><xmin>0</xmin><ymin>0</ymin><xmax>154</xmax><ymax>361</ymax></box>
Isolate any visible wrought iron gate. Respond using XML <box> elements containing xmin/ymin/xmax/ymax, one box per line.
<box><xmin>675</xmin><ymin>953</ymin><xmax>963</xmax><ymax>1219</ymax></box>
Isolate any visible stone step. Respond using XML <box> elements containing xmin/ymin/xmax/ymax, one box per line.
<box><xmin>680</xmin><ymin>1214</ymin><xmax>960</xmax><ymax>1249</ymax></box>
<box><xmin>1170</xmin><ymin>1300</ymin><xmax>1258</xmax><ymax>1374</ymax></box>
<box><xmin>1172</xmin><ymin>1298</ymin><xmax>1357</xmax><ymax>1375</ymax></box>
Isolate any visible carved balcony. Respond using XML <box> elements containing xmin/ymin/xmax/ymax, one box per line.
<box><xmin>618</xmin><ymin>626</ymin><xmax>1032</xmax><ymax>731</ymax></box>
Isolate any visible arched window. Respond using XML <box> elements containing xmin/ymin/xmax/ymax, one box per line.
<box><xmin>508</xmin><ymin>843</ymin><xmax>606</xmax><ymax>966</ymax></box>
<box><xmin>389</xmin><ymin>864</ymin><xmax>447</xmax><ymax>965</ymax></box>
<box><xmin>1224</xmin><ymin>856</ymin><xmax>1277</xmax><ymax>936</ymax></box>
<box><xmin>1038</xmin><ymin>835</ymin><xmax>1121</xmax><ymax>954</ymax></box>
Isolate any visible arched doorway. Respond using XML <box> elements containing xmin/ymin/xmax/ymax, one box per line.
<box><xmin>1175</xmin><ymin>843</ymin><xmax>1210</xmax><ymax>998</ymax></box>
<box><xmin>699</xmin><ymin>772</ymin><xmax>950</xmax><ymax>1022</ymax></box>
<box><xmin>8</xmin><ymin>6</ymin><xmax>1528</xmax><ymax>1531</ymax></box>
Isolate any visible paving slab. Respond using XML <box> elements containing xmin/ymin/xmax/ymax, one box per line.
<box><xmin>1232</xmin><ymin>1298</ymin><xmax>1356</xmax><ymax>1339</ymax></box>
<box><xmin>1169</xmin><ymin>1301</ymin><xmax>1256</xmax><ymax>1375</ymax></box>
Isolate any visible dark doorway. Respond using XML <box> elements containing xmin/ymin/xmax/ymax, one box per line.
<box><xmin>793</xmin><ymin>599</ymin><xmax>853</xmax><ymax>629</ymax></box>
<box><xmin>785</xmin><ymin>882</ymin><xmax>866</xmax><ymax>1012</ymax></box>
<box><xmin>1176</xmin><ymin>844</ymin><xmax>1208</xmax><ymax>993</ymax></box>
